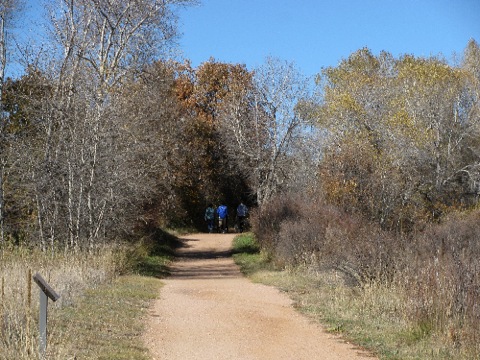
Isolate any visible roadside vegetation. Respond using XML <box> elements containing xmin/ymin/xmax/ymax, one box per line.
<box><xmin>0</xmin><ymin>230</ymin><xmax>176</xmax><ymax>360</ymax></box>
<box><xmin>1</xmin><ymin>1</ymin><xmax>480</xmax><ymax>359</ymax></box>
<box><xmin>233</xmin><ymin>207</ymin><xmax>480</xmax><ymax>359</ymax></box>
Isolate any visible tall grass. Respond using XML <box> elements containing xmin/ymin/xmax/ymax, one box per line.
<box><xmin>400</xmin><ymin>211</ymin><xmax>480</xmax><ymax>357</ymax></box>
<box><xmin>0</xmin><ymin>243</ymin><xmax>135</xmax><ymax>359</ymax></box>
<box><xmin>250</xmin><ymin>194</ymin><xmax>480</xmax><ymax>358</ymax></box>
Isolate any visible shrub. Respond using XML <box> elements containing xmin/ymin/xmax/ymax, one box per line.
<box><xmin>401</xmin><ymin>210</ymin><xmax>480</xmax><ymax>351</ymax></box>
<box><xmin>252</xmin><ymin>194</ymin><xmax>480</xmax><ymax>355</ymax></box>
<box><xmin>252</xmin><ymin>193</ymin><xmax>398</xmax><ymax>284</ymax></box>
<box><xmin>250</xmin><ymin>194</ymin><xmax>303</xmax><ymax>255</ymax></box>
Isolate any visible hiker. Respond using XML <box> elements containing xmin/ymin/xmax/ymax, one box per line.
<box><xmin>216</xmin><ymin>203</ymin><xmax>228</xmax><ymax>233</ymax></box>
<box><xmin>236</xmin><ymin>201</ymin><xmax>248</xmax><ymax>233</ymax></box>
<box><xmin>204</xmin><ymin>204</ymin><xmax>215</xmax><ymax>233</ymax></box>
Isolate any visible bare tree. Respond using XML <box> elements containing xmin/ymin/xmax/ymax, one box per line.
<box><xmin>25</xmin><ymin>0</ymin><xmax>196</xmax><ymax>250</ymax></box>
<box><xmin>219</xmin><ymin>57</ymin><xmax>313</xmax><ymax>208</ymax></box>
<box><xmin>0</xmin><ymin>0</ymin><xmax>24</xmax><ymax>247</ymax></box>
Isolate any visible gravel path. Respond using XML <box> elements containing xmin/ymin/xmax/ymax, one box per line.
<box><xmin>143</xmin><ymin>233</ymin><xmax>377</xmax><ymax>360</ymax></box>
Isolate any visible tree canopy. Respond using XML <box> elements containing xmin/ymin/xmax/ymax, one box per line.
<box><xmin>0</xmin><ymin>0</ymin><xmax>478</xmax><ymax>249</ymax></box>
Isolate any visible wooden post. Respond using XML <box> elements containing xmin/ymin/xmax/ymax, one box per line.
<box><xmin>39</xmin><ymin>290</ymin><xmax>48</xmax><ymax>356</ymax></box>
<box><xmin>33</xmin><ymin>273</ymin><xmax>60</xmax><ymax>359</ymax></box>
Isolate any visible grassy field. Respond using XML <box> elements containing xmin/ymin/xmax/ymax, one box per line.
<box><xmin>0</xmin><ymin>233</ymin><xmax>174</xmax><ymax>360</ymax></box>
<box><xmin>3</xmin><ymin>229</ymin><xmax>476</xmax><ymax>359</ymax></box>
<box><xmin>51</xmin><ymin>275</ymin><xmax>162</xmax><ymax>359</ymax></box>
<box><xmin>232</xmin><ymin>232</ymin><xmax>477</xmax><ymax>360</ymax></box>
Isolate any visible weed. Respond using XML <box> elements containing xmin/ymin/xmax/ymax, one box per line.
<box><xmin>0</xmin><ymin>229</ymin><xmax>175</xmax><ymax>359</ymax></box>
<box><xmin>237</xmin><ymin>209</ymin><xmax>480</xmax><ymax>359</ymax></box>
<box><xmin>51</xmin><ymin>275</ymin><xmax>161</xmax><ymax>359</ymax></box>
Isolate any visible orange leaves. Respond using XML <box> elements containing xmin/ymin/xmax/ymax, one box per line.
<box><xmin>173</xmin><ymin>59</ymin><xmax>253</xmax><ymax>127</ymax></box>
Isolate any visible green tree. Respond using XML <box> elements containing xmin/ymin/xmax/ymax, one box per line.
<box><xmin>0</xmin><ymin>0</ymin><xmax>25</xmax><ymax>247</ymax></box>
<box><xmin>0</xmin><ymin>70</ymin><xmax>52</xmax><ymax>245</ymax></box>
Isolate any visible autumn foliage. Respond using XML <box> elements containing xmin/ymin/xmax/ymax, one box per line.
<box><xmin>170</xmin><ymin>60</ymin><xmax>253</xmax><ymax>227</ymax></box>
<box><xmin>1</xmin><ymin>1</ymin><xmax>480</xmax><ymax>355</ymax></box>
<box><xmin>317</xmin><ymin>44</ymin><xmax>480</xmax><ymax>232</ymax></box>
<box><xmin>249</xmin><ymin>40</ymin><xmax>480</xmax><ymax>356</ymax></box>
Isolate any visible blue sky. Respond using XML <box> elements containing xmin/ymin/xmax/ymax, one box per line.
<box><xmin>9</xmin><ymin>0</ymin><xmax>480</xmax><ymax>79</ymax></box>
<box><xmin>177</xmin><ymin>0</ymin><xmax>480</xmax><ymax>77</ymax></box>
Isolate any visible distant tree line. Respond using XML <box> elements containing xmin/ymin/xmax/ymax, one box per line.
<box><xmin>0</xmin><ymin>0</ymin><xmax>317</xmax><ymax>250</ymax></box>
<box><xmin>315</xmin><ymin>42</ymin><xmax>480</xmax><ymax>232</ymax></box>
<box><xmin>1</xmin><ymin>0</ymin><xmax>479</xmax><ymax>254</ymax></box>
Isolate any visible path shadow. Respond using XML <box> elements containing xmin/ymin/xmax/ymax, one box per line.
<box><xmin>171</xmin><ymin>261</ymin><xmax>241</xmax><ymax>279</ymax></box>
<box><xmin>177</xmin><ymin>248</ymin><xmax>233</xmax><ymax>260</ymax></box>
<box><xmin>170</xmin><ymin>236</ymin><xmax>240</xmax><ymax>280</ymax></box>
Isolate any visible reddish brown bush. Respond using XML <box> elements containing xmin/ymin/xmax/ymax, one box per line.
<box><xmin>252</xmin><ymin>193</ymin><xmax>398</xmax><ymax>284</ymax></box>
<box><xmin>250</xmin><ymin>194</ymin><xmax>303</xmax><ymax>255</ymax></box>
<box><xmin>403</xmin><ymin>210</ymin><xmax>480</xmax><ymax>346</ymax></box>
<box><xmin>252</xmin><ymin>194</ymin><xmax>480</xmax><ymax>352</ymax></box>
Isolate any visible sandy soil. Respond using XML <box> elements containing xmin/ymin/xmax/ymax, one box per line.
<box><xmin>143</xmin><ymin>233</ymin><xmax>377</xmax><ymax>360</ymax></box>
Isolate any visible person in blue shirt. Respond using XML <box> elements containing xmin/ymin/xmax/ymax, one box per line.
<box><xmin>216</xmin><ymin>204</ymin><xmax>228</xmax><ymax>233</ymax></box>
<box><xmin>236</xmin><ymin>201</ymin><xmax>248</xmax><ymax>233</ymax></box>
<box><xmin>204</xmin><ymin>204</ymin><xmax>215</xmax><ymax>233</ymax></box>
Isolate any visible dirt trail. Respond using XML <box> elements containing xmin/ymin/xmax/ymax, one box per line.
<box><xmin>143</xmin><ymin>233</ymin><xmax>377</xmax><ymax>360</ymax></box>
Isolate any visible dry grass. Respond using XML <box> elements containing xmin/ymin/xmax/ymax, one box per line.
<box><xmin>0</xmin><ymin>240</ymin><xmax>168</xmax><ymax>360</ymax></box>
<box><xmin>0</xmin><ymin>246</ymin><xmax>116</xmax><ymax>359</ymax></box>
<box><xmin>234</xmin><ymin>232</ymin><xmax>480</xmax><ymax>359</ymax></box>
<box><xmin>50</xmin><ymin>275</ymin><xmax>162</xmax><ymax>359</ymax></box>
<box><xmin>246</xmin><ymin>266</ymin><xmax>468</xmax><ymax>359</ymax></box>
